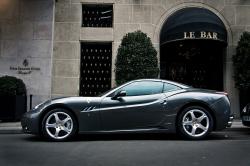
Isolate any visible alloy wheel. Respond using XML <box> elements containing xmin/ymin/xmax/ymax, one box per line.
<box><xmin>182</xmin><ymin>109</ymin><xmax>209</xmax><ymax>138</ymax></box>
<box><xmin>45</xmin><ymin>112</ymin><xmax>73</xmax><ymax>140</ymax></box>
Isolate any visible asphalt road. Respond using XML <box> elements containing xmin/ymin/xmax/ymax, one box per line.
<box><xmin>1</xmin><ymin>128</ymin><xmax>250</xmax><ymax>166</ymax></box>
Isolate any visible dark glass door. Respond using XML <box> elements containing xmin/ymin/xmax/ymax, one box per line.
<box><xmin>160</xmin><ymin>40</ymin><xmax>225</xmax><ymax>90</ymax></box>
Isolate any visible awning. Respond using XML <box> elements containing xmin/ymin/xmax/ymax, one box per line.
<box><xmin>160</xmin><ymin>8</ymin><xmax>227</xmax><ymax>45</ymax></box>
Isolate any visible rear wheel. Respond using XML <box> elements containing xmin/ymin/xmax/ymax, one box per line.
<box><xmin>177</xmin><ymin>106</ymin><xmax>213</xmax><ymax>140</ymax></box>
<box><xmin>41</xmin><ymin>108</ymin><xmax>77</xmax><ymax>141</ymax></box>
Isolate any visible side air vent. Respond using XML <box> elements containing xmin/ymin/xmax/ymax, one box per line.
<box><xmin>81</xmin><ymin>106</ymin><xmax>96</xmax><ymax>112</ymax></box>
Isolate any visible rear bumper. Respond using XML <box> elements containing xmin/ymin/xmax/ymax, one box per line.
<box><xmin>211</xmin><ymin>96</ymin><xmax>232</xmax><ymax>130</ymax></box>
<box><xmin>227</xmin><ymin>114</ymin><xmax>234</xmax><ymax>127</ymax></box>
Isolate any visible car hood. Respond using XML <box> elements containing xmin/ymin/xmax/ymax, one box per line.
<box><xmin>33</xmin><ymin>96</ymin><xmax>102</xmax><ymax>111</ymax></box>
<box><xmin>49</xmin><ymin>96</ymin><xmax>102</xmax><ymax>105</ymax></box>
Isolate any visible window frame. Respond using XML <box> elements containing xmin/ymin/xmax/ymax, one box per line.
<box><xmin>163</xmin><ymin>82</ymin><xmax>182</xmax><ymax>93</ymax></box>
<box><xmin>81</xmin><ymin>3</ymin><xmax>114</xmax><ymax>28</ymax></box>
<box><xmin>107</xmin><ymin>80</ymin><xmax>164</xmax><ymax>97</ymax></box>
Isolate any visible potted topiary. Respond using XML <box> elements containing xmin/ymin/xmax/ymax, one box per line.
<box><xmin>115</xmin><ymin>30</ymin><xmax>159</xmax><ymax>85</ymax></box>
<box><xmin>232</xmin><ymin>32</ymin><xmax>250</xmax><ymax>111</ymax></box>
<box><xmin>0</xmin><ymin>76</ymin><xmax>27</xmax><ymax>121</ymax></box>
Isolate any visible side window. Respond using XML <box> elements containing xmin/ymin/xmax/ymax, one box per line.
<box><xmin>121</xmin><ymin>81</ymin><xmax>163</xmax><ymax>96</ymax></box>
<box><xmin>163</xmin><ymin>83</ymin><xmax>181</xmax><ymax>92</ymax></box>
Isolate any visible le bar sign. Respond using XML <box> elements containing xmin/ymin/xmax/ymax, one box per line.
<box><xmin>184</xmin><ymin>31</ymin><xmax>218</xmax><ymax>40</ymax></box>
<box><xmin>10</xmin><ymin>59</ymin><xmax>40</xmax><ymax>75</ymax></box>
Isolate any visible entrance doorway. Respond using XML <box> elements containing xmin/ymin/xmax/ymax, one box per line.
<box><xmin>160</xmin><ymin>7</ymin><xmax>227</xmax><ymax>91</ymax></box>
<box><xmin>160</xmin><ymin>40</ymin><xmax>225</xmax><ymax>90</ymax></box>
<box><xmin>80</xmin><ymin>42</ymin><xmax>112</xmax><ymax>96</ymax></box>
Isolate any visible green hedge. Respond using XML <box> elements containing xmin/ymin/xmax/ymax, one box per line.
<box><xmin>0</xmin><ymin>76</ymin><xmax>26</xmax><ymax>96</ymax></box>
<box><xmin>115</xmin><ymin>30</ymin><xmax>159</xmax><ymax>85</ymax></box>
<box><xmin>232</xmin><ymin>32</ymin><xmax>250</xmax><ymax>91</ymax></box>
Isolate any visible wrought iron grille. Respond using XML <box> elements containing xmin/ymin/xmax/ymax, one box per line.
<box><xmin>80</xmin><ymin>42</ymin><xmax>112</xmax><ymax>96</ymax></box>
<box><xmin>82</xmin><ymin>4</ymin><xmax>113</xmax><ymax>27</ymax></box>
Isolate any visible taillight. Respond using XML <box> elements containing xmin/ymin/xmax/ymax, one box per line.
<box><xmin>216</xmin><ymin>91</ymin><xmax>228</xmax><ymax>96</ymax></box>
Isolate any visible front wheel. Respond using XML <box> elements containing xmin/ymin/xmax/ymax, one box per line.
<box><xmin>41</xmin><ymin>108</ymin><xmax>77</xmax><ymax>141</ymax></box>
<box><xmin>177</xmin><ymin>106</ymin><xmax>213</xmax><ymax>140</ymax></box>
<box><xmin>242</xmin><ymin>121</ymin><xmax>250</xmax><ymax>127</ymax></box>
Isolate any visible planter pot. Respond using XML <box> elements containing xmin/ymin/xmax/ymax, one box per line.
<box><xmin>0</xmin><ymin>96</ymin><xmax>27</xmax><ymax>121</ymax></box>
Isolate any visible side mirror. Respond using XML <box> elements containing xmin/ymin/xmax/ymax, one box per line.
<box><xmin>111</xmin><ymin>90</ymin><xmax>126</xmax><ymax>100</ymax></box>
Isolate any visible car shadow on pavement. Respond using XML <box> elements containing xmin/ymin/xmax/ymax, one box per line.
<box><xmin>22</xmin><ymin>132</ymin><xmax>234</xmax><ymax>142</ymax></box>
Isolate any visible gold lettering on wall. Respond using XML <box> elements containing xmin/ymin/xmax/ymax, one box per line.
<box><xmin>184</xmin><ymin>31</ymin><xmax>218</xmax><ymax>40</ymax></box>
<box><xmin>200</xmin><ymin>31</ymin><xmax>207</xmax><ymax>38</ymax></box>
<box><xmin>213</xmin><ymin>32</ymin><xmax>217</xmax><ymax>39</ymax></box>
<box><xmin>184</xmin><ymin>32</ymin><xmax>195</xmax><ymax>39</ymax></box>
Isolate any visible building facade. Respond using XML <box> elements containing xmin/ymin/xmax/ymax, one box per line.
<box><xmin>0</xmin><ymin>0</ymin><xmax>54</xmax><ymax>107</ymax></box>
<box><xmin>1</xmin><ymin>0</ymin><xmax>250</xmax><ymax>117</ymax></box>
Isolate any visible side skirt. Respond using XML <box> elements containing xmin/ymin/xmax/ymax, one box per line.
<box><xmin>78</xmin><ymin>128</ymin><xmax>176</xmax><ymax>134</ymax></box>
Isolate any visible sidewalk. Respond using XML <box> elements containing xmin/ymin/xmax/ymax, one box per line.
<box><xmin>0</xmin><ymin>121</ymin><xmax>22</xmax><ymax>134</ymax></box>
<box><xmin>0</xmin><ymin>120</ymin><xmax>247</xmax><ymax>134</ymax></box>
<box><xmin>230</xmin><ymin>120</ymin><xmax>246</xmax><ymax>128</ymax></box>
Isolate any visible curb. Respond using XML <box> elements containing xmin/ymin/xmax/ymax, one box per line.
<box><xmin>0</xmin><ymin>122</ymin><xmax>23</xmax><ymax>134</ymax></box>
<box><xmin>0</xmin><ymin>128</ymin><xmax>22</xmax><ymax>134</ymax></box>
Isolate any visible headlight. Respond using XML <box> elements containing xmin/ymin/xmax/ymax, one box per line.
<box><xmin>243</xmin><ymin>106</ymin><xmax>247</xmax><ymax>113</ymax></box>
<box><xmin>34</xmin><ymin>103</ymin><xmax>43</xmax><ymax>110</ymax></box>
<box><xmin>33</xmin><ymin>100</ymin><xmax>48</xmax><ymax>110</ymax></box>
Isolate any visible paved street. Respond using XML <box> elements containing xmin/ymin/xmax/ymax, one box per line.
<box><xmin>1</xmin><ymin>127</ymin><xmax>250</xmax><ymax>166</ymax></box>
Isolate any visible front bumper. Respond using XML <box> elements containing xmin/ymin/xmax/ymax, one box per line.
<box><xmin>21</xmin><ymin>111</ymin><xmax>40</xmax><ymax>135</ymax></box>
<box><xmin>241</xmin><ymin>104</ymin><xmax>250</xmax><ymax>126</ymax></box>
<box><xmin>241</xmin><ymin>103</ymin><xmax>250</xmax><ymax>117</ymax></box>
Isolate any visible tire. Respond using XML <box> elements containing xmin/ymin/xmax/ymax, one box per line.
<box><xmin>242</xmin><ymin>121</ymin><xmax>250</xmax><ymax>127</ymax></box>
<box><xmin>41</xmin><ymin>108</ymin><xmax>77</xmax><ymax>141</ymax></box>
<box><xmin>177</xmin><ymin>106</ymin><xmax>213</xmax><ymax>140</ymax></box>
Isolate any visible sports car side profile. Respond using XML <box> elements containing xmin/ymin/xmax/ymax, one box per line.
<box><xmin>21</xmin><ymin>79</ymin><xmax>233</xmax><ymax>141</ymax></box>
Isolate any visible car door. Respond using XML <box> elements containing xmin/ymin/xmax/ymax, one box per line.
<box><xmin>99</xmin><ymin>81</ymin><xmax>168</xmax><ymax>130</ymax></box>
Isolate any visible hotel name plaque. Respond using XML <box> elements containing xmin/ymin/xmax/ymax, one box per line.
<box><xmin>9</xmin><ymin>59</ymin><xmax>41</xmax><ymax>75</ymax></box>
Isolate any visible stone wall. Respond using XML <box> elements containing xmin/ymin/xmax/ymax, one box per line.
<box><xmin>0</xmin><ymin>0</ymin><xmax>248</xmax><ymax>116</ymax></box>
<box><xmin>52</xmin><ymin>0</ymin><xmax>81</xmax><ymax>97</ymax></box>
<box><xmin>0</xmin><ymin>0</ymin><xmax>54</xmax><ymax>108</ymax></box>
<box><xmin>52</xmin><ymin>0</ymin><xmax>250</xmax><ymax>116</ymax></box>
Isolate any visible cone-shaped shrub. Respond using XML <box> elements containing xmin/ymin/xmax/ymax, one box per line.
<box><xmin>115</xmin><ymin>30</ymin><xmax>159</xmax><ymax>85</ymax></box>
